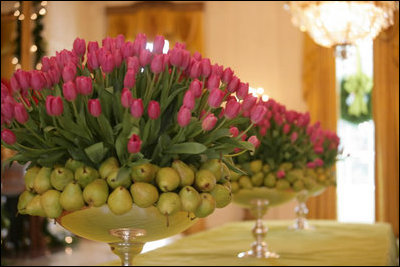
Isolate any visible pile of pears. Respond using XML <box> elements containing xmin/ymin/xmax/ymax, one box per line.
<box><xmin>230</xmin><ymin>160</ymin><xmax>336</xmax><ymax>193</ymax></box>
<box><xmin>17</xmin><ymin>157</ymin><xmax>233</xmax><ymax>223</ymax></box>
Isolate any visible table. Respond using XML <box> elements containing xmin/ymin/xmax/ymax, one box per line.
<box><xmin>113</xmin><ymin>220</ymin><xmax>398</xmax><ymax>266</ymax></box>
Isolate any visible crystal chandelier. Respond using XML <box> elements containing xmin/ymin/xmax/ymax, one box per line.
<box><xmin>286</xmin><ymin>1</ymin><xmax>398</xmax><ymax>48</ymax></box>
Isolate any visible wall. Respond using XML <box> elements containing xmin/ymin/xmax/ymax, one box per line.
<box><xmin>42</xmin><ymin>1</ymin><xmax>305</xmax><ymax>229</ymax></box>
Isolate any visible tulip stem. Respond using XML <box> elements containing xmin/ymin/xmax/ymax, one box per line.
<box><xmin>237</xmin><ymin>123</ymin><xmax>254</xmax><ymax>140</ymax></box>
<box><xmin>22</xmin><ymin>123</ymin><xmax>48</xmax><ymax>146</ymax></box>
<box><xmin>225</xmin><ymin>149</ymin><xmax>248</xmax><ymax>158</ymax></box>
<box><xmin>145</xmin><ymin>75</ymin><xmax>156</xmax><ymax>105</ymax></box>
<box><xmin>174</xmin><ymin>69</ymin><xmax>182</xmax><ymax>84</ymax></box>
<box><xmin>168</xmin><ymin>67</ymin><xmax>176</xmax><ymax>91</ymax></box>
<box><xmin>71</xmin><ymin>102</ymin><xmax>79</xmax><ymax>120</ymax></box>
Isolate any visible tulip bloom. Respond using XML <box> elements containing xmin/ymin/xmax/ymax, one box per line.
<box><xmin>208</xmin><ymin>88</ymin><xmax>225</xmax><ymax>108</ymax></box>
<box><xmin>30</xmin><ymin>70</ymin><xmax>46</xmax><ymax>91</ymax></box>
<box><xmin>290</xmin><ymin>132</ymin><xmax>298</xmax><ymax>143</ymax></box>
<box><xmin>201</xmin><ymin>58</ymin><xmax>211</xmax><ymax>78</ymax></box>
<box><xmin>150</xmin><ymin>54</ymin><xmax>163</xmax><ymax>74</ymax></box>
<box><xmin>236</xmin><ymin>82</ymin><xmax>249</xmax><ymax>100</ymax></box>
<box><xmin>225</xmin><ymin>99</ymin><xmax>240</xmax><ymax>119</ymax></box>
<box><xmin>100</xmin><ymin>52</ymin><xmax>114</xmax><ymax>73</ymax></box>
<box><xmin>121</xmin><ymin>41</ymin><xmax>134</xmax><ymax>59</ymax></box>
<box><xmin>248</xmin><ymin>135</ymin><xmax>260</xmax><ymax>148</ymax></box>
<box><xmin>73</xmin><ymin>37</ymin><xmax>86</xmax><ymax>57</ymax></box>
<box><xmin>14</xmin><ymin>103</ymin><xmax>28</xmax><ymax>124</ymax></box>
<box><xmin>127</xmin><ymin>56</ymin><xmax>140</xmax><ymax>73</ymax></box>
<box><xmin>206</xmin><ymin>75</ymin><xmax>220</xmax><ymax>90</ymax></box>
<box><xmin>147</xmin><ymin>101</ymin><xmax>160</xmax><ymax>120</ymax></box>
<box><xmin>88</xmin><ymin>99</ymin><xmax>102</xmax><ymax>117</ymax></box>
<box><xmin>229</xmin><ymin>126</ymin><xmax>239</xmax><ymax>137</ymax></box>
<box><xmin>227</xmin><ymin>76</ymin><xmax>240</xmax><ymax>93</ymax></box>
<box><xmin>15</xmin><ymin>69</ymin><xmax>31</xmax><ymax>92</ymax></box>
<box><xmin>189</xmin><ymin>79</ymin><xmax>202</xmax><ymax>98</ymax></box>
<box><xmin>46</xmin><ymin>96</ymin><xmax>63</xmax><ymax>116</ymax></box>
<box><xmin>88</xmin><ymin>41</ymin><xmax>99</xmax><ymax>53</ymax></box>
<box><xmin>1</xmin><ymin>129</ymin><xmax>16</xmax><ymax>145</ymax></box>
<box><xmin>182</xmin><ymin>90</ymin><xmax>195</xmax><ymax>110</ymax></box>
<box><xmin>87</xmin><ymin>52</ymin><xmax>99</xmax><ymax>70</ymax></box>
<box><xmin>314</xmin><ymin>158</ymin><xmax>324</xmax><ymax>167</ymax></box>
<box><xmin>283</xmin><ymin>124</ymin><xmax>291</xmax><ymax>134</ymax></box>
<box><xmin>153</xmin><ymin>35</ymin><xmax>165</xmax><ymax>54</ymax></box>
<box><xmin>124</xmin><ymin>69</ymin><xmax>136</xmax><ymax>89</ymax></box>
<box><xmin>76</xmin><ymin>76</ymin><xmax>93</xmax><ymax>96</ymax></box>
<box><xmin>189</xmin><ymin>61</ymin><xmax>202</xmax><ymax>79</ymax></box>
<box><xmin>130</xmin><ymin>99</ymin><xmax>144</xmax><ymax>118</ymax></box>
<box><xmin>177</xmin><ymin>106</ymin><xmax>191</xmax><ymax>127</ymax></box>
<box><xmin>128</xmin><ymin>134</ymin><xmax>142</xmax><ymax>153</ymax></box>
<box><xmin>121</xmin><ymin>88</ymin><xmax>133</xmax><ymax>108</ymax></box>
<box><xmin>139</xmin><ymin>49</ymin><xmax>152</xmax><ymax>67</ymax></box>
<box><xmin>62</xmin><ymin>63</ymin><xmax>77</xmax><ymax>83</ymax></box>
<box><xmin>63</xmin><ymin>81</ymin><xmax>77</xmax><ymax>101</ymax></box>
<box><xmin>306</xmin><ymin>162</ymin><xmax>316</xmax><ymax>169</ymax></box>
<box><xmin>222</xmin><ymin>67</ymin><xmax>233</xmax><ymax>84</ymax></box>
<box><xmin>169</xmin><ymin>48</ymin><xmax>182</xmax><ymax>67</ymax></box>
<box><xmin>242</xmin><ymin>94</ymin><xmax>257</xmax><ymax>112</ymax></box>
<box><xmin>276</xmin><ymin>170</ymin><xmax>285</xmax><ymax>178</ymax></box>
<box><xmin>202</xmin><ymin>113</ymin><xmax>217</xmax><ymax>131</ymax></box>
<box><xmin>250</xmin><ymin>105</ymin><xmax>267</xmax><ymax>124</ymax></box>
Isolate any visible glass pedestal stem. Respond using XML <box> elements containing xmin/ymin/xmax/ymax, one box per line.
<box><xmin>108</xmin><ymin>228</ymin><xmax>146</xmax><ymax>266</ymax></box>
<box><xmin>290</xmin><ymin>190</ymin><xmax>314</xmax><ymax>230</ymax></box>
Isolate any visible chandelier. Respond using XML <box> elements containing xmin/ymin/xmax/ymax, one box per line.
<box><xmin>286</xmin><ymin>1</ymin><xmax>398</xmax><ymax>48</ymax></box>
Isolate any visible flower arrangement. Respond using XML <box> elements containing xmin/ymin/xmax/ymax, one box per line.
<box><xmin>231</xmin><ymin>97</ymin><xmax>341</xmax><ymax>194</ymax></box>
<box><xmin>1</xmin><ymin>33</ymin><xmax>263</xmax><ymax>221</ymax></box>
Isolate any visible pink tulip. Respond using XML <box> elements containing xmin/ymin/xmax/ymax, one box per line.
<box><xmin>177</xmin><ymin>106</ymin><xmax>191</xmax><ymax>127</ymax></box>
<box><xmin>88</xmin><ymin>41</ymin><xmax>99</xmax><ymax>53</ymax></box>
<box><xmin>121</xmin><ymin>41</ymin><xmax>134</xmax><ymax>59</ymax></box>
<box><xmin>229</xmin><ymin>126</ymin><xmax>239</xmax><ymax>137</ymax></box>
<box><xmin>162</xmin><ymin>54</ymin><xmax>170</xmax><ymax>70</ymax></box>
<box><xmin>115</xmin><ymin>34</ymin><xmax>125</xmax><ymax>49</ymax></box>
<box><xmin>189</xmin><ymin>61</ymin><xmax>202</xmax><ymax>79</ymax></box>
<box><xmin>1</xmin><ymin>129</ymin><xmax>16</xmax><ymax>145</ymax></box>
<box><xmin>283</xmin><ymin>124</ymin><xmax>291</xmax><ymax>134</ymax></box>
<box><xmin>193</xmin><ymin>51</ymin><xmax>202</xmax><ymax>61</ymax></box>
<box><xmin>15</xmin><ymin>70</ymin><xmax>31</xmax><ymax>92</ymax></box>
<box><xmin>174</xmin><ymin>42</ymin><xmax>186</xmax><ymax>49</ymax></box>
<box><xmin>206</xmin><ymin>74</ymin><xmax>220</xmax><ymax>90</ymax></box>
<box><xmin>259</xmin><ymin>126</ymin><xmax>267</xmax><ymax>136</ymax></box>
<box><xmin>73</xmin><ymin>37</ymin><xmax>86</xmax><ymax>57</ymax></box>
<box><xmin>48</xmin><ymin>67</ymin><xmax>61</xmax><ymax>85</ymax></box>
<box><xmin>87</xmin><ymin>52</ymin><xmax>99</xmax><ymax>70</ymax></box>
<box><xmin>63</xmin><ymin>81</ymin><xmax>77</xmax><ymax>101</ymax></box>
<box><xmin>100</xmin><ymin>52</ymin><xmax>114</xmax><ymax>73</ymax></box>
<box><xmin>121</xmin><ymin>88</ymin><xmax>133</xmax><ymax>108</ymax></box>
<box><xmin>314</xmin><ymin>145</ymin><xmax>324</xmax><ymax>154</ymax></box>
<box><xmin>290</xmin><ymin>132</ymin><xmax>298</xmax><ymax>142</ymax></box>
<box><xmin>148</xmin><ymin>100</ymin><xmax>160</xmax><ymax>120</ymax></box>
<box><xmin>153</xmin><ymin>35</ymin><xmax>165</xmax><ymax>54</ymax></box>
<box><xmin>202</xmin><ymin>113</ymin><xmax>217</xmax><ymax>131</ymax></box>
<box><xmin>127</xmin><ymin>56</ymin><xmax>140</xmax><ymax>73</ymax></box>
<box><xmin>139</xmin><ymin>49</ymin><xmax>152</xmax><ymax>67</ymax></box>
<box><xmin>88</xmin><ymin>99</ymin><xmax>102</xmax><ymax>117</ymax></box>
<box><xmin>314</xmin><ymin>158</ymin><xmax>324</xmax><ymax>167</ymax></box>
<box><xmin>151</xmin><ymin>54</ymin><xmax>163</xmax><ymax>74</ymax></box>
<box><xmin>128</xmin><ymin>134</ymin><xmax>142</xmax><ymax>153</ymax></box>
<box><xmin>30</xmin><ymin>70</ymin><xmax>46</xmax><ymax>91</ymax></box>
<box><xmin>62</xmin><ymin>63</ymin><xmax>77</xmax><ymax>83</ymax></box>
<box><xmin>274</xmin><ymin>113</ymin><xmax>283</xmax><ymax>126</ymax></box>
<box><xmin>181</xmin><ymin>50</ymin><xmax>191</xmax><ymax>70</ymax></box>
<box><xmin>250</xmin><ymin>105</ymin><xmax>267</xmax><ymax>124</ymax></box>
<box><xmin>134</xmin><ymin>33</ymin><xmax>147</xmax><ymax>54</ymax></box>
<box><xmin>169</xmin><ymin>48</ymin><xmax>183</xmax><ymax>67</ymax></box>
<box><xmin>211</xmin><ymin>64</ymin><xmax>223</xmax><ymax>78</ymax></box>
<box><xmin>102</xmin><ymin>37</ymin><xmax>115</xmax><ymax>52</ymax></box>
<box><xmin>236</xmin><ymin>82</ymin><xmax>249</xmax><ymax>100</ymax></box>
<box><xmin>113</xmin><ymin>49</ymin><xmax>123</xmax><ymax>68</ymax></box>
<box><xmin>183</xmin><ymin>90</ymin><xmax>195</xmax><ymax>110</ymax></box>
<box><xmin>306</xmin><ymin>162</ymin><xmax>316</xmax><ymax>169</ymax></box>
<box><xmin>227</xmin><ymin>76</ymin><xmax>240</xmax><ymax>93</ymax></box>
<box><xmin>124</xmin><ymin>69</ymin><xmax>136</xmax><ymax>88</ymax></box>
<box><xmin>46</xmin><ymin>95</ymin><xmax>63</xmax><ymax>116</ymax></box>
<box><xmin>130</xmin><ymin>98</ymin><xmax>144</xmax><ymax>118</ymax></box>
<box><xmin>201</xmin><ymin>58</ymin><xmax>211</xmax><ymax>78</ymax></box>
<box><xmin>222</xmin><ymin>67</ymin><xmax>233</xmax><ymax>84</ymax></box>
<box><xmin>225</xmin><ymin>99</ymin><xmax>240</xmax><ymax>119</ymax></box>
<box><xmin>76</xmin><ymin>76</ymin><xmax>93</xmax><ymax>95</ymax></box>
<box><xmin>14</xmin><ymin>103</ymin><xmax>28</xmax><ymax>124</ymax></box>
<box><xmin>248</xmin><ymin>135</ymin><xmax>260</xmax><ymax>148</ymax></box>
<box><xmin>241</xmin><ymin>133</ymin><xmax>247</xmax><ymax>141</ymax></box>
<box><xmin>41</xmin><ymin>57</ymin><xmax>51</xmax><ymax>72</ymax></box>
<box><xmin>208</xmin><ymin>88</ymin><xmax>225</xmax><ymax>108</ymax></box>
<box><xmin>276</xmin><ymin>170</ymin><xmax>286</xmax><ymax>178</ymax></box>
<box><xmin>10</xmin><ymin>75</ymin><xmax>21</xmax><ymax>94</ymax></box>
<box><xmin>43</xmin><ymin>72</ymin><xmax>52</xmax><ymax>89</ymax></box>
<box><xmin>242</xmin><ymin>94</ymin><xmax>257</xmax><ymax>112</ymax></box>
<box><xmin>189</xmin><ymin>79</ymin><xmax>202</xmax><ymax>98</ymax></box>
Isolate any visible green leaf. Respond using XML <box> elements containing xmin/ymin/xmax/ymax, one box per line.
<box><xmin>114</xmin><ymin>166</ymin><xmax>131</xmax><ymax>183</ymax></box>
<box><xmin>222</xmin><ymin>158</ymin><xmax>248</xmax><ymax>176</ymax></box>
<box><xmin>165</xmin><ymin>142</ymin><xmax>207</xmax><ymax>154</ymax></box>
<box><xmin>105</xmin><ymin>86</ymin><xmax>114</xmax><ymax>94</ymax></box>
<box><xmin>84</xmin><ymin>142</ymin><xmax>109</xmax><ymax>164</ymax></box>
<box><xmin>97</xmin><ymin>114</ymin><xmax>115</xmax><ymax>145</ymax></box>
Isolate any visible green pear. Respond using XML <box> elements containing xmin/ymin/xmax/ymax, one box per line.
<box><xmin>304</xmin><ymin>177</ymin><xmax>317</xmax><ymax>190</ymax></box>
<box><xmin>194</xmin><ymin>169</ymin><xmax>216</xmax><ymax>192</ymax></box>
<box><xmin>293</xmin><ymin>180</ymin><xmax>305</xmax><ymax>192</ymax></box>
<box><xmin>33</xmin><ymin>167</ymin><xmax>53</xmax><ymax>194</ymax></box>
<box><xmin>130</xmin><ymin>163</ymin><xmax>158</xmax><ymax>183</ymax></box>
<box><xmin>279</xmin><ymin>162</ymin><xmax>293</xmax><ymax>171</ymax></box>
<box><xmin>50</xmin><ymin>167</ymin><xmax>74</xmax><ymax>191</ymax></box>
<box><xmin>40</xmin><ymin>190</ymin><xmax>63</xmax><ymax>218</ymax></box>
<box><xmin>188</xmin><ymin>164</ymin><xmax>198</xmax><ymax>174</ymax></box>
<box><xmin>251</xmin><ymin>172</ymin><xmax>264</xmax><ymax>187</ymax></box>
<box><xmin>250</xmin><ymin>160</ymin><xmax>263</xmax><ymax>173</ymax></box>
<box><xmin>107</xmin><ymin>186</ymin><xmax>133</xmax><ymax>215</ymax></box>
<box><xmin>65</xmin><ymin>158</ymin><xmax>84</xmax><ymax>173</ymax></box>
<box><xmin>74</xmin><ymin>166</ymin><xmax>99</xmax><ymax>188</ymax></box>
<box><xmin>25</xmin><ymin>195</ymin><xmax>46</xmax><ymax>217</ymax></box>
<box><xmin>83</xmin><ymin>179</ymin><xmax>109</xmax><ymax>207</ymax></box>
<box><xmin>264</xmin><ymin>173</ymin><xmax>277</xmax><ymax>188</ymax></box>
<box><xmin>194</xmin><ymin>193</ymin><xmax>216</xmax><ymax>218</ymax></box>
<box><xmin>200</xmin><ymin>159</ymin><xmax>223</xmax><ymax>181</ymax></box>
<box><xmin>157</xmin><ymin>192</ymin><xmax>181</xmax><ymax>216</ymax></box>
<box><xmin>230</xmin><ymin>181</ymin><xmax>240</xmax><ymax>193</ymax></box>
<box><xmin>262</xmin><ymin>164</ymin><xmax>271</xmax><ymax>174</ymax></box>
<box><xmin>229</xmin><ymin>169</ymin><xmax>241</xmax><ymax>182</ymax></box>
<box><xmin>286</xmin><ymin>169</ymin><xmax>304</xmax><ymax>184</ymax></box>
<box><xmin>238</xmin><ymin>176</ymin><xmax>253</xmax><ymax>189</ymax></box>
<box><xmin>18</xmin><ymin>191</ymin><xmax>36</xmax><ymax>214</ymax></box>
<box><xmin>172</xmin><ymin>160</ymin><xmax>195</xmax><ymax>187</ymax></box>
<box><xmin>210</xmin><ymin>184</ymin><xmax>231</xmax><ymax>208</ymax></box>
<box><xmin>99</xmin><ymin>157</ymin><xmax>119</xmax><ymax>179</ymax></box>
<box><xmin>241</xmin><ymin>162</ymin><xmax>252</xmax><ymax>175</ymax></box>
<box><xmin>24</xmin><ymin>166</ymin><xmax>41</xmax><ymax>192</ymax></box>
<box><xmin>305</xmin><ymin>168</ymin><xmax>317</xmax><ymax>179</ymax></box>
<box><xmin>276</xmin><ymin>179</ymin><xmax>291</xmax><ymax>190</ymax></box>
<box><xmin>179</xmin><ymin>186</ymin><xmax>201</xmax><ymax>213</ymax></box>
<box><xmin>106</xmin><ymin>169</ymin><xmax>132</xmax><ymax>189</ymax></box>
<box><xmin>60</xmin><ymin>182</ymin><xmax>85</xmax><ymax>212</ymax></box>
<box><xmin>130</xmin><ymin>182</ymin><xmax>159</xmax><ymax>208</ymax></box>
<box><xmin>156</xmin><ymin>167</ymin><xmax>180</xmax><ymax>192</ymax></box>
<box><xmin>317</xmin><ymin>173</ymin><xmax>327</xmax><ymax>183</ymax></box>
<box><xmin>218</xmin><ymin>164</ymin><xmax>231</xmax><ymax>183</ymax></box>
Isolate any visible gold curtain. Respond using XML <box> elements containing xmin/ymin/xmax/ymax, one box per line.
<box><xmin>106</xmin><ymin>1</ymin><xmax>204</xmax><ymax>54</ymax></box>
<box><xmin>373</xmin><ymin>11</ymin><xmax>399</xmax><ymax>237</ymax></box>
<box><xmin>302</xmin><ymin>34</ymin><xmax>337</xmax><ymax>219</ymax></box>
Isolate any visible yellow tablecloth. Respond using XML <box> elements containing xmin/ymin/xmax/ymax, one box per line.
<box><xmin>111</xmin><ymin>220</ymin><xmax>398</xmax><ymax>266</ymax></box>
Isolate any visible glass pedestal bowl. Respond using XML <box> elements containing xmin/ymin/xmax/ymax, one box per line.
<box><xmin>56</xmin><ymin>204</ymin><xmax>198</xmax><ymax>266</ymax></box>
<box><xmin>233</xmin><ymin>187</ymin><xmax>297</xmax><ymax>259</ymax></box>
<box><xmin>289</xmin><ymin>185</ymin><xmax>327</xmax><ymax>231</ymax></box>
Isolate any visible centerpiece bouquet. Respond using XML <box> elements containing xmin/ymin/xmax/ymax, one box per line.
<box><xmin>228</xmin><ymin>97</ymin><xmax>340</xmax><ymax>258</ymax></box>
<box><xmin>1</xmin><ymin>33</ymin><xmax>258</xmax><ymax>265</ymax></box>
